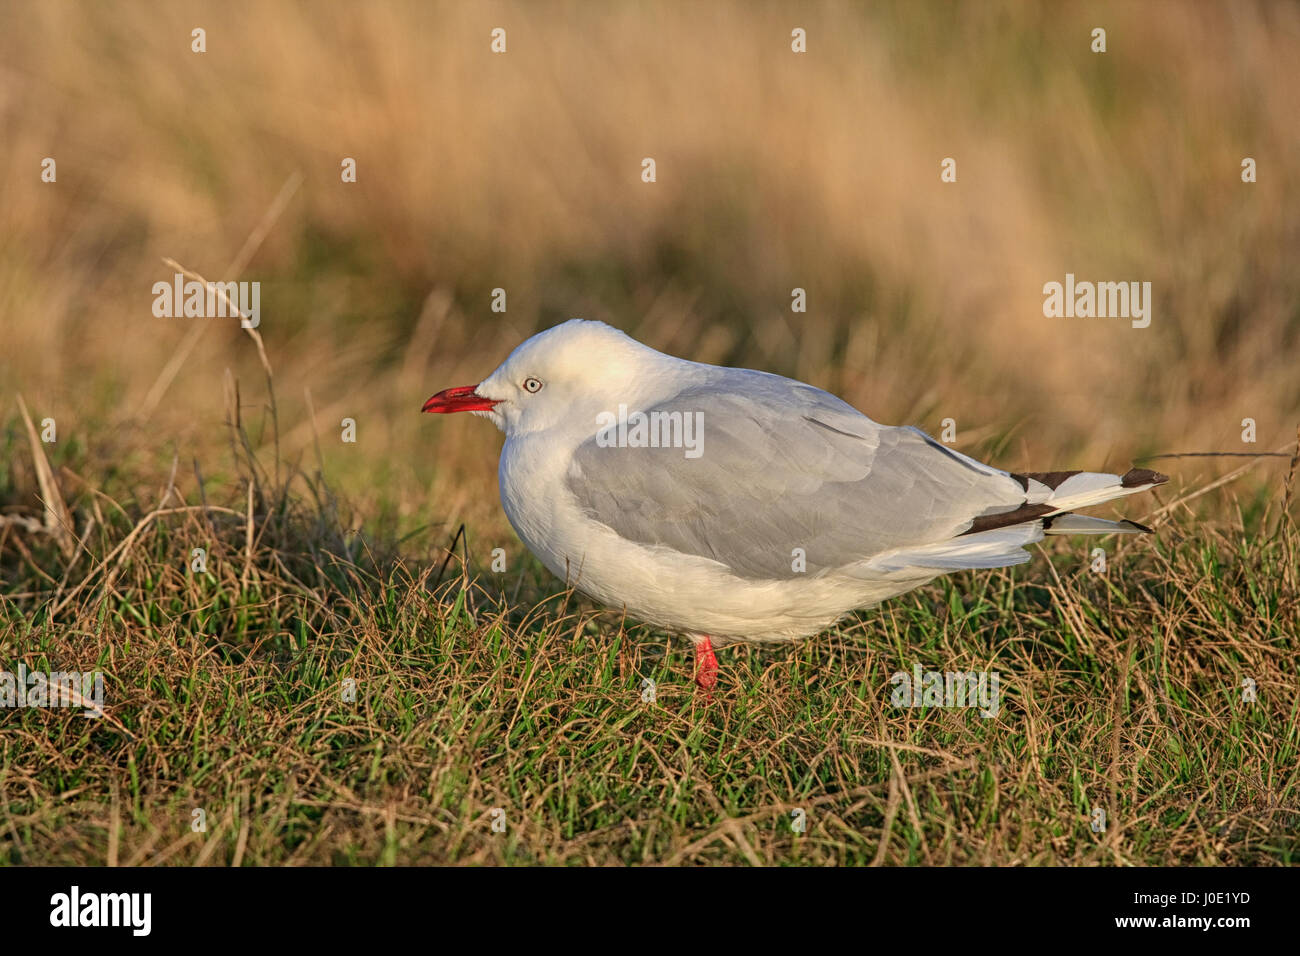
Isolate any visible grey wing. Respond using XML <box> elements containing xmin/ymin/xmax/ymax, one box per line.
<box><xmin>564</xmin><ymin>370</ymin><xmax>1029</xmax><ymax>580</ymax></box>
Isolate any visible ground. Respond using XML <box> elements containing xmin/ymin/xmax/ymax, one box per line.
<box><xmin>2</xmin><ymin>416</ymin><xmax>1296</xmax><ymax>865</ymax></box>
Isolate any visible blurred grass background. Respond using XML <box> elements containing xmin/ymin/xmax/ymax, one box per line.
<box><xmin>2</xmin><ymin>0</ymin><xmax>1298</xmax><ymax>546</ymax></box>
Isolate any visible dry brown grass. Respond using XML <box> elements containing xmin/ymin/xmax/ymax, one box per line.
<box><xmin>2</xmin><ymin>1</ymin><xmax>1298</xmax><ymax>505</ymax></box>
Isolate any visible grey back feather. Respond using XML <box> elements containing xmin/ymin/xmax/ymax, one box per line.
<box><xmin>565</xmin><ymin>368</ymin><xmax>1026</xmax><ymax>579</ymax></box>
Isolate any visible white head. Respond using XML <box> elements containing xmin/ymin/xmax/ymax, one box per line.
<box><xmin>422</xmin><ymin>319</ymin><xmax>673</xmax><ymax>437</ymax></box>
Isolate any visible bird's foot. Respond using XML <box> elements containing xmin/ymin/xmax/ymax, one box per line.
<box><xmin>694</xmin><ymin>636</ymin><xmax>718</xmax><ymax>698</ymax></box>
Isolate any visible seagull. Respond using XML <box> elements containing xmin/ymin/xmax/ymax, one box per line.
<box><xmin>423</xmin><ymin>319</ymin><xmax>1166</xmax><ymax>694</ymax></box>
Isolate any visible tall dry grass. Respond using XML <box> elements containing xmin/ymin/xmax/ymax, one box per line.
<box><xmin>1</xmin><ymin>0</ymin><xmax>1298</xmax><ymax>540</ymax></box>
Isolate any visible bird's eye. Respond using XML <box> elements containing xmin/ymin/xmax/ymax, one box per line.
<box><xmin>522</xmin><ymin>377</ymin><xmax>544</xmax><ymax>393</ymax></box>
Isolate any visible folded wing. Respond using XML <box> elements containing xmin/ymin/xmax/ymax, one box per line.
<box><xmin>564</xmin><ymin>369</ymin><xmax>1033</xmax><ymax>580</ymax></box>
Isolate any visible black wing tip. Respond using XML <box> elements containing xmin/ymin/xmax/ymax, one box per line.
<box><xmin>1012</xmin><ymin>470</ymin><xmax>1082</xmax><ymax>491</ymax></box>
<box><xmin>963</xmin><ymin>503</ymin><xmax>1056</xmax><ymax>535</ymax></box>
<box><xmin>1042</xmin><ymin>514</ymin><xmax>1157</xmax><ymax>534</ymax></box>
<box><xmin>1120</xmin><ymin>518</ymin><xmax>1156</xmax><ymax>533</ymax></box>
<box><xmin>1015</xmin><ymin>468</ymin><xmax>1169</xmax><ymax>491</ymax></box>
<box><xmin>1121</xmin><ymin>467</ymin><xmax>1169</xmax><ymax>488</ymax></box>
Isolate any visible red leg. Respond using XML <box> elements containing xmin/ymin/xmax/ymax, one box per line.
<box><xmin>694</xmin><ymin>636</ymin><xmax>718</xmax><ymax>696</ymax></box>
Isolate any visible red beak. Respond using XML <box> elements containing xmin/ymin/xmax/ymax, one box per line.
<box><xmin>422</xmin><ymin>385</ymin><xmax>500</xmax><ymax>414</ymax></box>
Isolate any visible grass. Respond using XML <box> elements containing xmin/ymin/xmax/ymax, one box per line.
<box><xmin>2</xmin><ymin>395</ymin><xmax>1297</xmax><ymax>865</ymax></box>
<box><xmin>2</xmin><ymin>0</ymin><xmax>1299</xmax><ymax>866</ymax></box>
